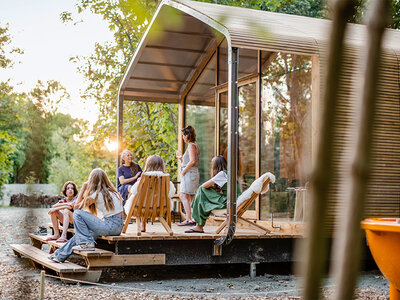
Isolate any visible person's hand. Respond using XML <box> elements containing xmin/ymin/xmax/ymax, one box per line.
<box><xmin>176</xmin><ymin>150</ymin><xmax>182</xmax><ymax>161</ymax></box>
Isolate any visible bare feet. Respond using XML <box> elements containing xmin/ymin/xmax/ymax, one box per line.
<box><xmin>45</xmin><ymin>235</ymin><xmax>60</xmax><ymax>241</ymax></box>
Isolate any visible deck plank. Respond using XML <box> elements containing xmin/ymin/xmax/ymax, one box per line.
<box><xmin>10</xmin><ymin>244</ymin><xmax>87</xmax><ymax>273</ymax></box>
<box><xmin>29</xmin><ymin>233</ymin><xmax>113</xmax><ymax>257</ymax></box>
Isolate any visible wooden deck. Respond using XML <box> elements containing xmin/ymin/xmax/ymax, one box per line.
<box><xmin>11</xmin><ymin>219</ymin><xmax>303</xmax><ymax>283</ymax></box>
<box><xmin>101</xmin><ymin>221</ymin><xmax>301</xmax><ymax>242</ymax></box>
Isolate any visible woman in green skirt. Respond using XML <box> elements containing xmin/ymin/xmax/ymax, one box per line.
<box><xmin>186</xmin><ymin>155</ymin><xmax>240</xmax><ymax>233</ymax></box>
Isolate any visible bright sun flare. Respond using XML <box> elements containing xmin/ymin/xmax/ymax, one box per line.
<box><xmin>105</xmin><ymin>139</ymin><xmax>118</xmax><ymax>152</ymax></box>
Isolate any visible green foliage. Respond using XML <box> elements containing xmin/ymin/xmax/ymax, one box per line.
<box><xmin>16</xmin><ymin>81</ymin><xmax>70</xmax><ymax>183</ymax></box>
<box><xmin>0</xmin><ymin>24</ymin><xmax>23</xmax><ymax>69</ymax></box>
<box><xmin>63</xmin><ymin>0</ymin><xmax>179</xmax><ymax>180</ymax></box>
<box><xmin>199</xmin><ymin>0</ymin><xmax>326</xmax><ymax>17</ymax></box>
<box><xmin>0</xmin><ymin>25</ymin><xmax>24</xmax><ymax>196</ymax></box>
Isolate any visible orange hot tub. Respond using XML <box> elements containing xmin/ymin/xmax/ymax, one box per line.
<box><xmin>361</xmin><ymin>218</ymin><xmax>400</xmax><ymax>300</ymax></box>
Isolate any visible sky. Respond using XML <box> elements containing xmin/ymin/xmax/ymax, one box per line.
<box><xmin>0</xmin><ymin>0</ymin><xmax>114</xmax><ymax>125</ymax></box>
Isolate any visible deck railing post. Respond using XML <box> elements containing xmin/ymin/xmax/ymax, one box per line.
<box><xmin>215</xmin><ymin>46</ymin><xmax>239</xmax><ymax>246</ymax></box>
<box><xmin>331</xmin><ymin>0</ymin><xmax>391</xmax><ymax>298</ymax></box>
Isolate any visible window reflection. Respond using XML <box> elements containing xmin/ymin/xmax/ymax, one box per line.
<box><xmin>260</xmin><ymin>52</ymin><xmax>312</xmax><ymax>221</ymax></box>
<box><xmin>186</xmin><ymin>54</ymin><xmax>216</xmax><ymax>184</ymax></box>
<box><xmin>219</xmin><ymin>83</ymin><xmax>256</xmax><ymax>197</ymax></box>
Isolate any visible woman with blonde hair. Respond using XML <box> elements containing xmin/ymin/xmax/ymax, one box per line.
<box><xmin>118</xmin><ymin>149</ymin><xmax>142</xmax><ymax>202</ymax></box>
<box><xmin>124</xmin><ymin>155</ymin><xmax>176</xmax><ymax>232</ymax></box>
<box><xmin>48</xmin><ymin>168</ymin><xmax>124</xmax><ymax>263</ymax></box>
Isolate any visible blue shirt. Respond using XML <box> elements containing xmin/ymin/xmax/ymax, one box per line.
<box><xmin>117</xmin><ymin>164</ymin><xmax>142</xmax><ymax>188</ymax></box>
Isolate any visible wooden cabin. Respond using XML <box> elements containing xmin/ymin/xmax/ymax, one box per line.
<box><xmin>11</xmin><ymin>0</ymin><xmax>400</xmax><ymax>282</ymax></box>
<box><xmin>117</xmin><ymin>0</ymin><xmax>400</xmax><ymax>227</ymax></box>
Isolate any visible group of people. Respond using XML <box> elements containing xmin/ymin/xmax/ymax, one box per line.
<box><xmin>47</xmin><ymin>125</ymin><xmax>233</xmax><ymax>263</ymax></box>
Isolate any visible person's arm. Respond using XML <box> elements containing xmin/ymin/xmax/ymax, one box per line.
<box><xmin>202</xmin><ymin>171</ymin><xmax>228</xmax><ymax>189</ymax></box>
<box><xmin>201</xmin><ymin>179</ymin><xmax>215</xmax><ymax>189</ymax></box>
<box><xmin>48</xmin><ymin>204</ymin><xmax>74</xmax><ymax>214</ymax></box>
<box><xmin>74</xmin><ymin>182</ymin><xmax>87</xmax><ymax>209</ymax></box>
<box><xmin>181</xmin><ymin>144</ymin><xmax>196</xmax><ymax>176</ymax></box>
<box><xmin>119</xmin><ymin>170</ymin><xmax>142</xmax><ymax>185</ymax></box>
<box><xmin>51</xmin><ymin>201</ymin><xmax>66</xmax><ymax>208</ymax></box>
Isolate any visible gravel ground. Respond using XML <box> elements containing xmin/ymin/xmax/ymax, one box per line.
<box><xmin>0</xmin><ymin>207</ymin><xmax>390</xmax><ymax>299</ymax></box>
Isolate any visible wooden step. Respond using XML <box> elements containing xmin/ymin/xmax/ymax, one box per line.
<box><xmin>10</xmin><ymin>244</ymin><xmax>87</xmax><ymax>273</ymax></box>
<box><xmin>29</xmin><ymin>233</ymin><xmax>114</xmax><ymax>258</ymax></box>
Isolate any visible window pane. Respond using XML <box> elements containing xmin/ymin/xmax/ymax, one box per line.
<box><xmin>219</xmin><ymin>91</ymin><xmax>228</xmax><ymax>156</ymax></box>
<box><xmin>260</xmin><ymin>52</ymin><xmax>312</xmax><ymax>221</ymax></box>
<box><xmin>219</xmin><ymin>83</ymin><xmax>256</xmax><ymax>197</ymax></box>
<box><xmin>186</xmin><ymin>53</ymin><xmax>216</xmax><ymax>184</ymax></box>
<box><xmin>185</xmin><ymin>105</ymin><xmax>215</xmax><ymax>184</ymax></box>
<box><xmin>239</xmin><ymin>83</ymin><xmax>256</xmax><ymax>193</ymax></box>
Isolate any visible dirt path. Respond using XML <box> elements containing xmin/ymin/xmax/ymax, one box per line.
<box><xmin>0</xmin><ymin>207</ymin><xmax>389</xmax><ymax>299</ymax></box>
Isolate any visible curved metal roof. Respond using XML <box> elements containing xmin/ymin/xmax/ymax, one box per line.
<box><xmin>118</xmin><ymin>0</ymin><xmax>400</xmax><ymax>103</ymax></box>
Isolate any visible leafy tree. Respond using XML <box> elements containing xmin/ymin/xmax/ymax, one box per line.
<box><xmin>16</xmin><ymin>80</ymin><xmax>69</xmax><ymax>183</ymax></box>
<box><xmin>62</xmin><ymin>0</ymin><xmax>178</xmax><ymax>180</ymax></box>
<box><xmin>0</xmin><ymin>24</ymin><xmax>24</xmax><ymax>194</ymax></box>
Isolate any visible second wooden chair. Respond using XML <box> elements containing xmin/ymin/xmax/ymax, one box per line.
<box><xmin>122</xmin><ymin>174</ymin><xmax>173</xmax><ymax>236</ymax></box>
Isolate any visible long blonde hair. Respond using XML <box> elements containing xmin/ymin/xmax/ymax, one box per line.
<box><xmin>144</xmin><ymin>155</ymin><xmax>165</xmax><ymax>173</ymax></box>
<box><xmin>83</xmin><ymin>168</ymin><xmax>123</xmax><ymax>214</ymax></box>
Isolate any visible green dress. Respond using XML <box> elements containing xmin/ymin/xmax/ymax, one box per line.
<box><xmin>191</xmin><ymin>173</ymin><xmax>241</xmax><ymax>226</ymax></box>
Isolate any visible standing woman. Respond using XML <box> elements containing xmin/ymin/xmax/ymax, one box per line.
<box><xmin>48</xmin><ymin>168</ymin><xmax>124</xmax><ymax>263</ymax></box>
<box><xmin>118</xmin><ymin>149</ymin><xmax>142</xmax><ymax>203</ymax></box>
<box><xmin>178</xmin><ymin>125</ymin><xmax>200</xmax><ymax>226</ymax></box>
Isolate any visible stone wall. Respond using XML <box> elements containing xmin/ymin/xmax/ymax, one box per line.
<box><xmin>1</xmin><ymin>184</ymin><xmax>58</xmax><ymax>206</ymax></box>
<box><xmin>10</xmin><ymin>193</ymin><xmax>62</xmax><ymax>208</ymax></box>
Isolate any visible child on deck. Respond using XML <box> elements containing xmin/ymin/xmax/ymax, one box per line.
<box><xmin>46</xmin><ymin>181</ymin><xmax>78</xmax><ymax>243</ymax></box>
<box><xmin>48</xmin><ymin>168</ymin><xmax>124</xmax><ymax>263</ymax></box>
<box><xmin>186</xmin><ymin>155</ymin><xmax>241</xmax><ymax>233</ymax></box>
<box><xmin>124</xmin><ymin>155</ymin><xmax>176</xmax><ymax>232</ymax></box>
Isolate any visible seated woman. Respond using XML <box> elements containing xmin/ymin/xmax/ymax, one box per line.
<box><xmin>46</xmin><ymin>181</ymin><xmax>78</xmax><ymax>242</ymax></box>
<box><xmin>186</xmin><ymin>155</ymin><xmax>241</xmax><ymax>233</ymax></box>
<box><xmin>118</xmin><ymin>149</ymin><xmax>142</xmax><ymax>203</ymax></box>
<box><xmin>48</xmin><ymin>168</ymin><xmax>124</xmax><ymax>263</ymax></box>
<box><xmin>124</xmin><ymin>155</ymin><xmax>176</xmax><ymax>232</ymax></box>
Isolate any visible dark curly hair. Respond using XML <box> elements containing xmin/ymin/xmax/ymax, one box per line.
<box><xmin>61</xmin><ymin>181</ymin><xmax>78</xmax><ymax>197</ymax></box>
<box><xmin>181</xmin><ymin>125</ymin><xmax>196</xmax><ymax>143</ymax></box>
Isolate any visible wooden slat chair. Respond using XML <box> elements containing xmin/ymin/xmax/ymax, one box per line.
<box><xmin>122</xmin><ymin>174</ymin><xmax>172</xmax><ymax>236</ymax></box>
<box><xmin>212</xmin><ymin>172</ymin><xmax>275</xmax><ymax>234</ymax></box>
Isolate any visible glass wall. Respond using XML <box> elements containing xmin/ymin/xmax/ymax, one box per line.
<box><xmin>219</xmin><ymin>83</ymin><xmax>256</xmax><ymax>195</ymax></box>
<box><xmin>186</xmin><ymin>54</ymin><xmax>216</xmax><ymax>184</ymax></box>
<box><xmin>238</xmin><ymin>83</ymin><xmax>256</xmax><ymax>192</ymax></box>
<box><xmin>260</xmin><ymin>52</ymin><xmax>312</xmax><ymax>220</ymax></box>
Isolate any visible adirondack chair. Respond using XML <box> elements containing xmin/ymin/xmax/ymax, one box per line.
<box><xmin>212</xmin><ymin>172</ymin><xmax>275</xmax><ymax>234</ymax></box>
<box><xmin>122</xmin><ymin>174</ymin><xmax>173</xmax><ymax>236</ymax></box>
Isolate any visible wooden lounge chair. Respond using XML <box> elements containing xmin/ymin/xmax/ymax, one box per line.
<box><xmin>212</xmin><ymin>172</ymin><xmax>275</xmax><ymax>234</ymax></box>
<box><xmin>122</xmin><ymin>174</ymin><xmax>173</xmax><ymax>236</ymax></box>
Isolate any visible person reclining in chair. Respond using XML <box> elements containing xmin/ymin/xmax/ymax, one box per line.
<box><xmin>186</xmin><ymin>155</ymin><xmax>241</xmax><ymax>233</ymax></box>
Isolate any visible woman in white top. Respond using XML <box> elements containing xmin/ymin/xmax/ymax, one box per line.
<box><xmin>49</xmin><ymin>168</ymin><xmax>124</xmax><ymax>263</ymax></box>
<box><xmin>186</xmin><ymin>155</ymin><xmax>240</xmax><ymax>233</ymax></box>
<box><xmin>124</xmin><ymin>155</ymin><xmax>176</xmax><ymax>232</ymax></box>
